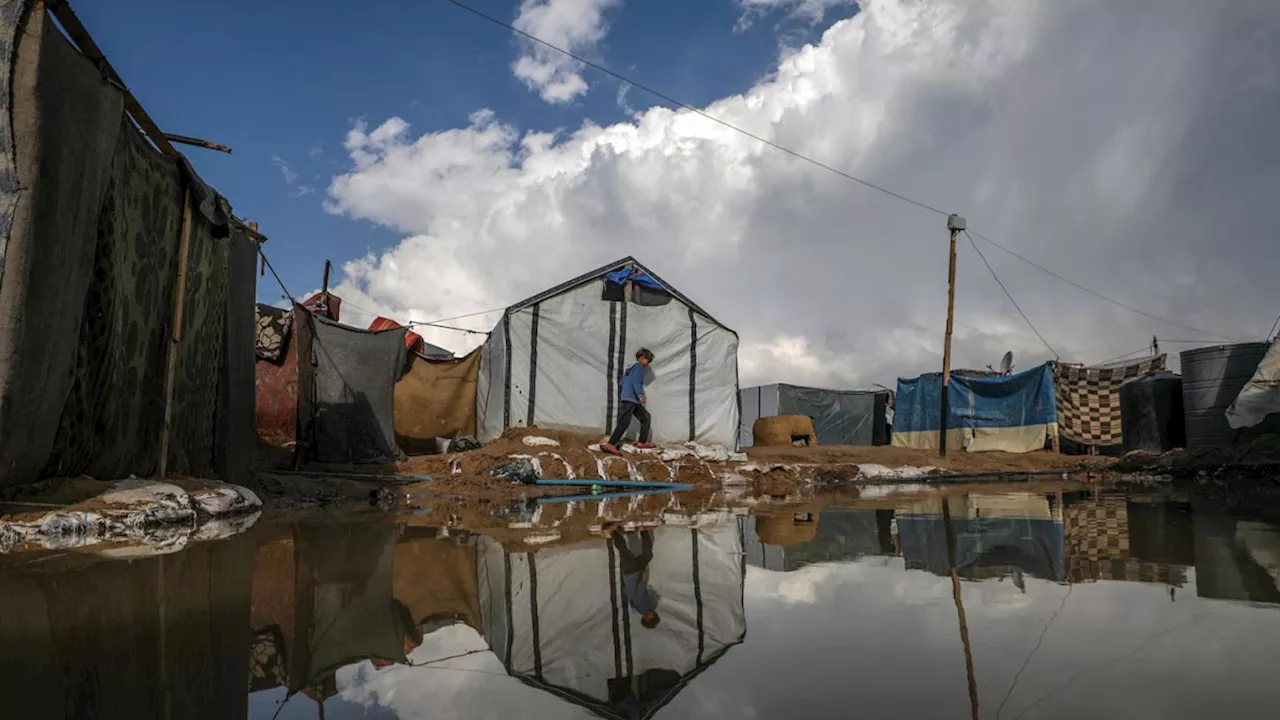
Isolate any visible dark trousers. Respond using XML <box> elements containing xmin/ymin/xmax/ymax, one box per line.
<box><xmin>608</xmin><ymin>401</ymin><xmax>651</xmax><ymax>446</ymax></box>
<box><xmin>611</xmin><ymin>530</ymin><xmax>654</xmax><ymax>575</ymax></box>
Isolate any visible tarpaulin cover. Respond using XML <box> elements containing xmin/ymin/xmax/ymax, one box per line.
<box><xmin>893</xmin><ymin>364</ymin><xmax>1058</xmax><ymax>453</ymax></box>
<box><xmin>1226</xmin><ymin>338</ymin><xmax>1280</xmax><ymax>430</ymax></box>
<box><xmin>478</xmin><ymin>261</ymin><xmax>740</xmax><ymax>447</ymax></box>
<box><xmin>370</xmin><ymin>315</ymin><xmax>426</xmax><ymax>355</ymax></box>
<box><xmin>739</xmin><ymin>384</ymin><xmax>888</xmax><ymax>446</ymax></box>
<box><xmin>255</xmin><ymin>304</ymin><xmax>292</xmax><ymax>361</ymax></box>
<box><xmin>897</xmin><ymin>514</ymin><xmax>1065</xmax><ymax>581</ymax></box>
<box><xmin>0</xmin><ymin>3</ymin><xmax>255</xmax><ymax>485</ymax></box>
<box><xmin>394</xmin><ymin>348</ymin><xmax>481</xmax><ymax>453</ymax></box>
<box><xmin>478</xmin><ymin>521</ymin><xmax>744</xmax><ymax>719</ymax></box>
<box><xmin>307</xmin><ymin>315</ymin><xmax>406</xmax><ymax>463</ymax></box>
<box><xmin>604</xmin><ymin>267</ymin><xmax>663</xmax><ymax>291</ymax></box>
<box><xmin>1052</xmin><ymin>355</ymin><xmax>1167</xmax><ymax>447</ymax></box>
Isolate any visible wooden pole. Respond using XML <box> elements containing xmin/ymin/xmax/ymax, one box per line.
<box><xmin>162</xmin><ymin>132</ymin><xmax>232</xmax><ymax>154</ymax></box>
<box><xmin>939</xmin><ymin>226</ymin><xmax>959</xmax><ymax>456</ymax></box>
<box><xmin>158</xmin><ymin>190</ymin><xmax>195</xmax><ymax>479</ymax></box>
<box><xmin>322</xmin><ymin>259</ymin><xmax>332</xmax><ymax>297</ymax></box>
<box><xmin>942</xmin><ymin>496</ymin><xmax>980</xmax><ymax>720</ymax></box>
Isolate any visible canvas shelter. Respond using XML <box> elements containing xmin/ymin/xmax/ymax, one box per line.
<box><xmin>893</xmin><ymin>364</ymin><xmax>1059</xmax><ymax>453</ymax></box>
<box><xmin>0</xmin><ymin>2</ymin><xmax>260</xmax><ymax>487</ymax></box>
<box><xmin>739</xmin><ymin>384</ymin><xmax>889</xmax><ymax>447</ymax></box>
<box><xmin>477</xmin><ymin>521</ymin><xmax>746</xmax><ymax>719</ymax></box>
<box><xmin>896</xmin><ymin>494</ymin><xmax>1065</xmax><ymax>582</ymax></box>
<box><xmin>476</xmin><ymin>257</ymin><xmax>740</xmax><ymax>447</ymax></box>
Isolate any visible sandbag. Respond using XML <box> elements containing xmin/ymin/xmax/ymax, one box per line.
<box><xmin>751</xmin><ymin>415</ymin><xmax>818</xmax><ymax>447</ymax></box>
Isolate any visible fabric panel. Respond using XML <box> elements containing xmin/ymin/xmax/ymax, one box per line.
<box><xmin>394</xmin><ymin>348</ymin><xmax>481</xmax><ymax>452</ymax></box>
<box><xmin>393</xmin><ymin>535</ymin><xmax>481</xmax><ymax>630</ymax></box>
<box><xmin>693</xmin><ymin>321</ymin><xmax>740</xmax><ymax>447</ymax></box>
<box><xmin>255</xmin><ymin>304</ymin><xmax>292</xmax><ymax>361</ymax></box>
<box><xmin>476</xmin><ymin>314</ymin><xmax>507</xmax><ymax>442</ymax></box>
<box><xmin>0</xmin><ymin>9</ymin><xmax>124</xmax><ymax>484</ymax></box>
<box><xmin>215</xmin><ymin>226</ymin><xmax>258</xmax><ymax>487</ymax></box>
<box><xmin>308</xmin><ymin>316</ymin><xmax>406</xmax><ymax>463</ymax></box>
<box><xmin>1052</xmin><ymin>356</ymin><xmax>1166</xmax><ymax>446</ymax></box>
<box><xmin>894</xmin><ymin>364</ymin><xmax>1057</xmax><ymax>453</ymax></box>
<box><xmin>775</xmin><ymin>385</ymin><xmax>885</xmax><ymax>446</ymax></box>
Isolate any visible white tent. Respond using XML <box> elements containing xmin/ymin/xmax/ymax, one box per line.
<box><xmin>477</xmin><ymin>258</ymin><xmax>740</xmax><ymax>447</ymax></box>
<box><xmin>1226</xmin><ymin>337</ymin><xmax>1280</xmax><ymax>430</ymax></box>
<box><xmin>477</xmin><ymin>521</ymin><xmax>746</xmax><ymax>718</ymax></box>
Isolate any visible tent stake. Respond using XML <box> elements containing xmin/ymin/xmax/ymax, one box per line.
<box><xmin>158</xmin><ymin>190</ymin><xmax>195</xmax><ymax>479</ymax></box>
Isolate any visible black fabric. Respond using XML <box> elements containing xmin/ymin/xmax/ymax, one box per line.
<box><xmin>631</xmin><ymin>284</ymin><xmax>672</xmax><ymax>306</ymax></box>
<box><xmin>688</xmin><ymin>308</ymin><xmax>697</xmax><ymax>442</ymax></box>
<box><xmin>527</xmin><ymin>303</ymin><xmax>540</xmax><ymax>426</ymax></box>
<box><xmin>606</xmin><ymin>302</ymin><xmax>617</xmax><ymax>433</ymax></box>
<box><xmin>607</xmin><ymin>536</ymin><xmax>623</xmax><ymax>679</ymax></box>
<box><xmin>617</xmin><ymin>297</ymin><xmax>628</xmax><ymax>419</ymax></box>
<box><xmin>692</xmin><ymin>528</ymin><xmax>705</xmax><ymax>666</ymax></box>
<box><xmin>502</xmin><ymin>313</ymin><xmax>512</xmax><ymax>430</ymax></box>
<box><xmin>504</xmin><ymin>551</ymin><xmax>514</xmax><ymax>665</ymax></box>
<box><xmin>214</xmin><ymin>226</ymin><xmax>257</xmax><ymax>486</ymax></box>
<box><xmin>608</xmin><ymin>401</ymin><xmax>651</xmax><ymax>447</ymax></box>
<box><xmin>601</xmin><ymin>280</ymin><xmax>625</xmax><ymax>302</ymax></box>
<box><xmin>611</xmin><ymin>530</ymin><xmax>654</xmax><ymax>575</ymax></box>
<box><xmin>307</xmin><ymin>315</ymin><xmax>406</xmax><ymax>463</ymax></box>
<box><xmin>527</xmin><ymin>552</ymin><xmax>543</xmax><ymax>681</ymax></box>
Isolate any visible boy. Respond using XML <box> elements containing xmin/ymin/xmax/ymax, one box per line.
<box><xmin>601</xmin><ymin>522</ymin><xmax>661</xmax><ymax>629</ymax></box>
<box><xmin>602</xmin><ymin>348</ymin><xmax>655</xmax><ymax>455</ymax></box>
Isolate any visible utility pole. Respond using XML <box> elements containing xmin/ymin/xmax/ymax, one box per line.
<box><xmin>940</xmin><ymin>214</ymin><xmax>966</xmax><ymax>456</ymax></box>
<box><xmin>321</xmin><ymin>259</ymin><xmax>332</xmax><ymax>298</ymax></box>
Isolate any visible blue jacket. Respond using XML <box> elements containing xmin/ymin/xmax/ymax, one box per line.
<box><xmin>620</xmin><ymin>363</ymin><xmax>646</xmax><ymax>404</ymax></box>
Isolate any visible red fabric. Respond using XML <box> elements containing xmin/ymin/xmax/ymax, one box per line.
<box><xmin>369</xmin><ymin>316</ymin><xmax>424</xmax><ymax>354</ymax></box>
<box><xmin>302</xmin><ymin>292</ymin><xmax>341</xmax><ymax>321</ymax></box>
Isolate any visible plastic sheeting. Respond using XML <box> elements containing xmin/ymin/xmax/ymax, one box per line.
<box><xmin>394</xmin><ymin>349</ymin><xmax>481</xmax><ymax>452</ymax></box>
<box><xmin>477</xmin><ymin>274</ymin><xmax>740</xmax><ymax>447</ymax></box>
<box><xmin>1226</xmin><ymin>338</ymin><xmax>1280</xmax><ymax>430</ymax></box>
<box><xmin>739</xmin><ymin>384</ymin><xmax>888</xmax><ymax>447</ymax></box>
<box><xmin>307</xmin><ymin>315</ymin><xmax>406</xmax><ymax>463</ymax></box>
<box><xmin>893</xmin><ymin>364</ymin><xmax>1058</xmax><ymax>453</ymax></box>
<box><xmin>478</xmin><ymin>521</ymin><xmax>745</xmax><ymax>718</ymax></box>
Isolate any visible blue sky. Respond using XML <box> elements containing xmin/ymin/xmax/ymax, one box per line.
<box><xmin>78</xmin><ymin>0</ymin><xmax>857</xmax><ymax>309</ymax></box>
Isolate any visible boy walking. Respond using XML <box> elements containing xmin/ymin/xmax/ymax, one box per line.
<box><xmin>602</xmin><ymin>348</ymin><xmax>655</xmax><ymax>455</ymax></box>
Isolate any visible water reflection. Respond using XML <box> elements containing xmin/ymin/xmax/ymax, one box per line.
<box><xmin>3</xmin><ymin>486</ymin><xmax>1280</xmax><ymax>718</ymax></box>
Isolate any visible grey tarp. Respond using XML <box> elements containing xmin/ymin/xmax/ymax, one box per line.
<box><xmin>0</xmin><ymin>2</ymin><xmax>255</xmax><ymax>485</ymax></box>
<box><xmin>308</xmin><ymin>315</ymin><xmax>407</xmax><ymax>463</ymax></box>
<box><xmin>739</xmin><ymin>383</ymin><xmax>888</xmax><ymax>446</ymax></box>
<box><xmin>215</xmin><ymin>226</ymin><xmax>258</xmax><ymax>486</ymax></box>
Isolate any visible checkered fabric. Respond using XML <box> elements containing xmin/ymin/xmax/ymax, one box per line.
<box><xmin>1068</xmin><ymin>559</ymin><xmax>1188</xmax><ymax>586</ymax></box>
<box><xmin>1065</xmin><ymin>495</ymin><xmax>1130</xmax><ymax>561</ymax></box>
<box><xmin>1051</xmin><ymin>356</ymin><xmax>1167</xmax><ymax>446</ymax></box>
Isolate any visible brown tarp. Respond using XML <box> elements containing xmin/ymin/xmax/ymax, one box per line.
<box><xmin>394</xmin><ymin>348</ymin><xmax>481</xmax><ymax>453</ymax></box>
<box><xmin>0</xmin><ymin>2</ymin><xmax>256</xmax><ymax>485</ymax></box>
<box><xmin>393</xmin><ymin>533</ymin><xmax>482</xmax><ymax>630</ymax></box>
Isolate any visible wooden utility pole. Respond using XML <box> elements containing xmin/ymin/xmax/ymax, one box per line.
<box><xmin>942</xmin><ymin>495</ymin><xmax>980</xmax><ymax>720</ymax></box>
<box><xmin>940</xmin><ymin>214</ymin><xmax>966</xmax><ymax>456</ymax></box>
<box><xmin>322</xmin><ymin>259</ymin><xmax>332</xmax><ymax>298</ymax></box>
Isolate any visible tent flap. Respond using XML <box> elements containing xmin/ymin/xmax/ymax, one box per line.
<box><xmin>308</xmin><ymin>315</ymin><xmax>406</xmax><ymax>463</ymax></box>
<box><xmin>1226</xmin><ymin>338</ymin><xmax>1280</xmax><ymax>430</ymax></box>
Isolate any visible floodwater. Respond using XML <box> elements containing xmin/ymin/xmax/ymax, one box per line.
<box><xmin>2</xmin><ymin>487</ymin><xmax>1280</xmax><ymax>719</ymax></box>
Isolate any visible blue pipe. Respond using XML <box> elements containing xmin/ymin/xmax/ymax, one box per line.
<box><xmin>535</xmin><ymin>487</ymin><xmax>689</xmax><ymax>504</ymax></box>
<box><xmin>533</xmin><ymin>479</ymin><xmax>692</xmax><ymax>490</ymax></box>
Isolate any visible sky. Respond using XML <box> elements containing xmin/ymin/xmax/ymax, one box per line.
<box><xmin>79</xmin><ymin>0</ymin><xmax>1280</xmax><ymax>389</ymax></box>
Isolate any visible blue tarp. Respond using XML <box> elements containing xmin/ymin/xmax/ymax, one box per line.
<box><xmin>897</xmin><ymin>516</ymin><xmax>1065</xmax><ymax>582</ymax></box>
<box><xmin>893</xmin><ymin>364</ymin><xmax>1058</xmax><ymax>452</ymax></box>
<box><xmin>604</xmin><ymin>267</ymin><xmax>664</xmax><ymax>291</ymax></box>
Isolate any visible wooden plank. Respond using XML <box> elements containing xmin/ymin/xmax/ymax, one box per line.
<box><xmin>163</xmin><ymin>133</ymin><xmax>232</xmax><ymax>154</ymax></box>
<box><xmin>46</xmin><ymin>0</ymin><xmax>180</xmax><ymax>157</ymax></box>
<box><xmin>158</xmin><ymin>190</ymin><xmax>195</xmax><ymax>479</ymax></box>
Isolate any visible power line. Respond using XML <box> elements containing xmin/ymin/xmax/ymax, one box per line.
<box><xmin>1267</xmin><ymin>311</ymin><xmax>1280</xmax><ymax>342</ymax></box>
<box><xmin>1095</xmin><ymin>345</ymin><xmax>1155</xmax><ymax>367</ymax></box>
<box><xmin>967</xmin><ymin>230</ymin><xmax>1236</xmax><ymax>342</ymax></box>
<box><xmin>339</xmin><ymin>299</ymin><xmax>490</xmax><ymax>335</ymax></box>
<box><xmin>963</xmin><ymin>230</ymin><xmax>1058</xmax><ymax>359</ymax></box>
<box><xmin>258</xmin><ymin>249</ymin><xmax>294</xmax><ymax>302</ymax></box>
<box><xmin>447</xmin><ymin>0</ymin><xmax>951</xmax><ymax>218</ymax></box>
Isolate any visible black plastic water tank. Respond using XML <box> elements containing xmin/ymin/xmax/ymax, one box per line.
<box><xmin>1119</xmin><ymin>372</ymin><xmax>1185</xmax><ymax>454</ymax></box>
<box><xmin>1180</xmin><ymin>343</ymin><xmax>1278</xmax><ymax>447</ymax></box>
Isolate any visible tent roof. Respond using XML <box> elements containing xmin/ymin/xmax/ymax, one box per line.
<box><xmin>505</xmin><ymin>256</ymin><xmax>728</xmax><ymax>329</ymax></box>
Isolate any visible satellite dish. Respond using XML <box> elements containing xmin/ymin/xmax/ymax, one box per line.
<box><xmin>999</xmin><ymin>351</ymin><xmax>1014</xmax><ymax>376</ymax></box>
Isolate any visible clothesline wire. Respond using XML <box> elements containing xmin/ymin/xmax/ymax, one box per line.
<box><xmin>338</xmin><ymin>299</ymin><xmax>491</xmax><ymax>335</ymax></box>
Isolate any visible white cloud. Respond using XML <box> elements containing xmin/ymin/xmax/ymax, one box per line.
<box><xmin>735</xmin><ymin>0</ymin><xmax>856</xmax><ymax>32</ymax></box>
<box><xmin>511</xmin><ymin>0</ymin><xmax>620</xmax><ymax>104</ymax></box>
<box><xmin>270</xmin><ymin>155</ymin><xmax>299</xmax><ymax>185</ymax></box>
<box><xmin>326</xmin><ymin>0</ymin><xmax>1280</xmax><ymax>387</ymax></box>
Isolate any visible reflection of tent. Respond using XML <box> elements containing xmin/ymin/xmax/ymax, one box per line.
<box><xmin>897</xmin><ymin>495</ymin><xmax>1065</xmax><ymax>581</ymax></box>
<box><xmin>288</xmin><ymin>522</ymin><xmax>415</xmax><ymax>694</ymax></box>
<box><xmin>1191</xmin><ymin>497</ymin><xmax>1280</xmax><ymax>605</ymax></box>
<box><xmin>739</xmin><ymin>384</ymin><xmax>889</xmax><ymax>447</ymax></box>
<box><xmin>393</xmin><ymin>530</ymin><xmax>482</xmax><ymax>631</ymax></box>
<box><xmin>477</xmin><ymin>522</ymin><xmax>746</xmax><ymax>719</ymax></box>
<box><xmin>476</xmin><ymin>257</ymin><xmax>740</xmax><ymax>447</ymax></box>
<box><xmin>745</xmin><ymin>509</ymin><xmax>892</xmax><ymax>572</ymax></box>
<box><xmin>893</xmin><ymin>365</ymin><xmax>1058</xmax><ymax>453</ymax></box>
